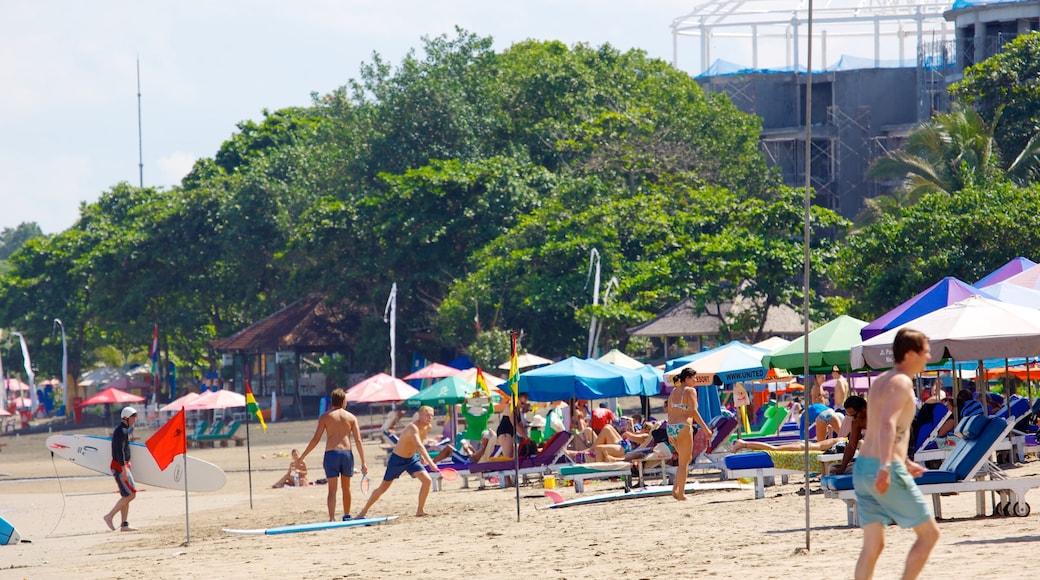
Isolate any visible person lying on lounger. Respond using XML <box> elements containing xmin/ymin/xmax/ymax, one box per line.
<box><xmin>566</xmin><ymin>421</ymin><xmax>660</xmax><ymax>463</ymax></box>
<box><xmin>731</xmin><ymin>437</ymin><xmax>847</xmax><ymax>453</ymax></box>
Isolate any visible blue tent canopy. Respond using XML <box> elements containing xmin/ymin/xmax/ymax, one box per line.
<box><xmin>518</xmin><ymin>357</ymin><xmax>643</xmax><ymax>402</ymax></box>
<box><xmin>861</xmin><ymin>277</ymin><xmax>994</xmax><ymax>341</ymax></box>
<box><xmin>665</xmin><ymin>341</ymin><xmax>767</xmax><ymax>372</ymax></box>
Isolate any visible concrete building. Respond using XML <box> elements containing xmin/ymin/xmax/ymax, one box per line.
<box><xmin>670</xmin><ymin>0</ymin><xmax>1040</xmax><ymax>219</ymax></box>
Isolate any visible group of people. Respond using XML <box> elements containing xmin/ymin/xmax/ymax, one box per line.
<box><xmin>103</xmin><ymin>328</ymin><xmax>941</xmax><ymax>579</ymax></box>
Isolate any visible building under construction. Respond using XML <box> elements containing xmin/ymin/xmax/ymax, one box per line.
<box><xmin>671</xmin><ymin>0</ymin><xmax>1040</xmax><ymax>219</ymax></box>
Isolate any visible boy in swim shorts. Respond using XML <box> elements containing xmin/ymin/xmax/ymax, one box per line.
<box><xmin>852</xmin><ymin>328</ymin><xmax>939</xmax><ymax>579</ymax></box>
<box><xmin>298</xmin><ymin>388</ymin><xmax>368</xmax><ymax>521</ymax></box>
<box><xmin>357</xmin><ymin>405</ymin><xmax>440</xmax><ymax>518</ymax></box>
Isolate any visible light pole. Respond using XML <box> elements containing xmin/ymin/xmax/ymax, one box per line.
<box><xmin>802</xmin><ymin>0</ymin><xmax>815</xmax><ymax>553</ymax></box>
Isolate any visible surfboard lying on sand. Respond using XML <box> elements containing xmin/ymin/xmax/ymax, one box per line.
<box><xmin>46</xmin><ymin>434</ymin><xmax>226</xmax><ymax>492</ymax></box>
<box><xmin>0</xmin><ymin>516</ymin><xmax>22</xmax><ymax>545</ymax></box>
<box><xmin>223</xmin><ymin>516</ymin><xmax>397</xmax><ymax>535</ymax></box>
<box><xmin>539</xmin><ymin>481</ymin><xmax>751</xmax><ymax>509</ymax></box>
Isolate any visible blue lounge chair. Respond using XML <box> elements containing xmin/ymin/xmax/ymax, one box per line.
<box><xmin>821</xmin><ymin>414</ymin><xmax>1040</xmax><ymax>526</ymax></box>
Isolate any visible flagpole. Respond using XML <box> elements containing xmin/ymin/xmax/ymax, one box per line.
<box><xmin>246</xmin><ymin>409</ymin><xmax>254</xmax><ymax>510</ymax></box>
<box><xmin>183</xmin><ymin>450</ymin><xmax>190</xmax><ymax>545</ymax></box>
<box><xmin>509</xmin><ymin>331</ymin><xmax>520</xmax><ymax>522</ymax></box>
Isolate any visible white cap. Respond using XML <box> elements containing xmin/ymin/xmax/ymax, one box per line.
<box><xmin>120</xmin><ymin>406</ymin><xmax>138</xmax><ymax>419</ymax></box>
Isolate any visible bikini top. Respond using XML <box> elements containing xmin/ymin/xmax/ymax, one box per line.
<box><xmin>673</xmin><ymin>404</ymin><xmax>690</xmax><ymax>411</ymax></box>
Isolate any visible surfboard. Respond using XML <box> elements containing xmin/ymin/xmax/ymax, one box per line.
<box><xmin>222</xmin><ymin>516</ymin><xmax>397</xmax><ymax>535</ymax></box>
<box><xmin>46</xmin><ymin>434</ymin><xmax>226</xmax><ymax>492</ymax></box>
<box><xmin>538</xmin><ymin>481</ymin><xmax>751</xmax><ymax>509</ymax></box>
<box><xmin>0</xmin><ymin>516</ymin><xmax>21</xmax><ymax>545</ymax></box>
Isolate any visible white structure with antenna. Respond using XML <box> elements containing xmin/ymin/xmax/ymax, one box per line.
<box><xmin>671</xmin><ymin>0</ymin><xmax>954</xmax><ymax>75</ymax></box>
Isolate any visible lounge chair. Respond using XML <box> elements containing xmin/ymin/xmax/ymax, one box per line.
<box><xmin>722</xmin><ymin>448</ymin><xmax>824</xmax><ymax>499</ymax></box>
<box><xmin>468</xmin><ymin>432</ymin><xmax>573</xmax><ymax>489</ymax></box>
<box><xmin>729</xmin><ymin>404</ymin><xmax>788</xmax><ymax>441</ymax></box>
<box><xmin>821</xmin><ymin>414</ymin><xmax>1040</xmax><ymax>526</ymax></box>
<box><xmin>689</xmin><ymin>415</ymin><xmax>740</xmax><ymax>472</ymax></box>
<box><xmin>190</xmin><ymin>421</ymin><xmax>242</xmax><ymax>448</ymax></box>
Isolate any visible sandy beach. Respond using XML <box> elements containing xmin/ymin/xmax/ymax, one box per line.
<box><xmin>4</xmin><ymin>416</ymin><xmax>1040</xmax><ymax>580</ymax></box>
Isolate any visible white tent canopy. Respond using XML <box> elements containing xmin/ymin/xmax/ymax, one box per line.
<box><xmin>852</xmin><ymin>296</ymin><xmax>1040</xmax><ymax>369</ymax></box>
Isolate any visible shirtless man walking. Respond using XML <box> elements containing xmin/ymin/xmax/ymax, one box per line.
<box><xmin>357</xmin><ymin>405</ymin><xmax>440</xmax><ymax>518</ymax></box>
<box><xmin>298</xmin><ymin>388</ymin><xmax>368</xmax><ymax>521</ymax></box>
<box><xmin>853</xmin><ymin>328</ymin><xmax>939</xmax><ymax>580</ymax></box>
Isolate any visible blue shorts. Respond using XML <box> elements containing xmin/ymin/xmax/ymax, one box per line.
<box><xmin>853</xmin><ymin>457</ymin><xmax>932</xmax><ymax>528</ymax></box>
<box><xmin>817</xmin><ymin>408</ymin><xmax>837</xmax><ymax>424</ymax></box>
<box><xmin>384</xmin><ymin>453</ymin><xmax>424</xmax><ymax>482</ymax></box>
<box><xmin>323</xmin><ymin>449</ymin><xmax>355</xmax><ymax>479</ymax></box>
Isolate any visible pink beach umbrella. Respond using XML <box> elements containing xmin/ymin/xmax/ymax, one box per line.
<box><xmin>345</xmin><ymin>373</ymin><xmax>419</xmax><ymax>403</ymax></box>
<box><xmin>184</xmin><ymin>389</ymin><xmax>246</xmax><ymax>410</ymax></box>
<box><xmin>159</xmin><ymin>392</ymin><xmax>202</xmax><ymax>413</ymax></box>
<box><xmin>402</xmin><ymin>363</ymin><xmax>462</xmax><ymax>381</ymax></box>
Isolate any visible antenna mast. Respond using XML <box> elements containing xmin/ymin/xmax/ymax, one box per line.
<box><xmin>137</xmin><ymin>56</ymin><xmax>144</xmax><ymax>188</ymax></box>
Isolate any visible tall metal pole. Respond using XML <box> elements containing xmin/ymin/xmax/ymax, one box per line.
<box><xmin>137</xmin><ymin>57</ymin><xmax>144</xmax><ymax>188</ymax></box>
<box><xmin>802</xmin><ymin>0</ymin><xmax>815</xmax><ymax>553</ymax></box>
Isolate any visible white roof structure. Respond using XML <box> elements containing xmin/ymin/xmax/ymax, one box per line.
<box><xmin>672</xmin><ymin>0</ymin><xmax>955</xmax><ymax>75</ymax></box>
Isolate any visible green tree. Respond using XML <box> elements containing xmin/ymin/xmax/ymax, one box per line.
<box><xmin>833</xmin><ymin>181</ymin><xmax>1040</xmax><ymax>320</ymax></box>
<box><xmin>0</xmin><ymin>222</ymin><xmax>44</xmax><ymax>260</ymax></box>
<box><xmin>951</xmin><ymin>32</ymin><xmax>1040</xmax><ymax>169</ymax></box>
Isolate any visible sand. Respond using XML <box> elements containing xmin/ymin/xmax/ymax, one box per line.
<box><xmin>3</xmin><ymin>418</ymin><xmax>1040</xmax><ymax>579</ymax></box>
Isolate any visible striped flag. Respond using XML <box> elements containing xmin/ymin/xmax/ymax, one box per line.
<box><xmin>149</xmin><ymin>325</ymin><xmax>159</xmax><ymax>372</ymax></box>
<box><xmin>475</xmin><ymin>367</ymin><xmax>492</xmax><ymax>397</ymax></box>
<box><xmin>506</xmin><ymin>331</ymin><xmax>519</xmax><ymax>408</ymax></box>
<box><xmin>245</xmin><ymin>380</ymin><xmax>267</xmax><ymax>432</ymax></box>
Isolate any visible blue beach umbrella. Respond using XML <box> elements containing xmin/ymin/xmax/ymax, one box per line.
<box><xmin>518</xmin><ymin>357</ymin><xmax>642</xmax><ymax>402</ymax></box>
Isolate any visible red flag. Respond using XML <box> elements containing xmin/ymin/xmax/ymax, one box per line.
<box><xmin>146</xmin><ymin>408</ymin><xmax>186</xmax><ymax>470</ymax></box>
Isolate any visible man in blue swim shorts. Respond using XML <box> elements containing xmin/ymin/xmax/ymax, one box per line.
<box><xmin>358</xmin><ymin>405</ymin><xmax>440</xmax><ymax>518</ymax></box>
<box><xmin>298</xmin><ymin>388</ymin><xmax>368</xmax><ymax>522</ymax></box>
<box><xmin>852</xmin><ymin>328</ymin><xmax>939</xmax><ymax>580</ymax></box>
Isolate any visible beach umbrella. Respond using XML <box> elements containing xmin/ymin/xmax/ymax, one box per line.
<box><xmin>159</xmin><ymin>392</ymin><xmax>201</xmax><ymax>413</ymax></box>
<box><xmin>185</xmin><ymin>389</ymin><xmax>246</xmax><ymax>410</ymax></box>
<box><xmin>753</xmin><ymin>336</ymin><xmax>791</xmax><ymax>352</ymax></box>
<box><xmin>77</xmin><ymin>387</ymin><xmax>145</xmax><ymax>407</ymax></box>
<box><xmin>664</xmin><ymin>345</ymin><xmax>767</xmax><ymax>384</ymax></box>
<box><xmin>596</xmin><ymin>348</ymin><xmax>645</xmax><ymax>370</ymax></box>
<box><xmin>764</xmin><ymin>315</ymin><xmax>868</xmax><ymax>374</ymax></box>
<box><xmin>404</xmin><ymin>375</ymin><xmax>479</xmax><ymax>407</ymax></box>
<box><xmin>984</xmin><ymin>281</ymin><xmax>1040</xmax><ymax>309</ymax></box>
<box><xmin>401</xmin><ymin>363</ymin><xmax>462</xmax><ymax>381</ymax></box>
<box><xmin>345</xmin><ymin>373</ymin><xmax>419</xmax><ymax>403</ymax></box>
<box><xmin>852</xmin><ymin>295</ymin><xmax>1040</xmax><ymax>369</ymax></box>
<box><xmin>497</xmin><ymin>352</ymin><xmax>553</xmax><ymax>370</ymax></box>
<box><xmin>860</xmin><ymin>277</ymin><xmax>995</xmax><ymax>341</ymax></box>
<box><xmin>455</xmin><ymin>367</ymin><xmax>506</xmax><ymax>387</ymax></box>
<box><xmin>976</xmin><ymin>257</ymin><xmax>1039</xmax><ymax>288</ymax></box>
<box><xmin>4</xmin><ymin>378</ymin><xmax>30</xmax><ymax>392</ymax></box>
<box><xmin>518</xmin><ymin>357</ymin><xmax>642</xmax><ymax>402</ymax></box>
<box><xmin>665</xmin><ymin>340</ymin><xmax>768</xmax><ymax>372</ymax></box>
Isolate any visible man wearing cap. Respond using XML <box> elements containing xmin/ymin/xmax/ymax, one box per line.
<box><xmin>103</xmin><ymin>406</ymin><xmax>138</xmax><ymax>531</ymax></box>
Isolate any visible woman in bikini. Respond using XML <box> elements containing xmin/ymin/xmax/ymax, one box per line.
<box><xmin>666</xmin><ymin>368</ymin><xmax>713</xmax><ymax>501</ymax></box>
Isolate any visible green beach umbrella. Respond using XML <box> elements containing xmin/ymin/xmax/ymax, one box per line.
<box><xmin>763</xmin><ymin>314</ymin><xmax>868</xmax><ymax>374</ymax></box>
<box><xmin>404</xmin><ymin>375</ymin><xmax>503</xmax><ymax>407</ymax></box>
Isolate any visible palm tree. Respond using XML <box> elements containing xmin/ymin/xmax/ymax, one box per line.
<box><xmin>856</xmin><ymin>106</ymin><xmax>1040</xmax><ymax>229</ymax></box>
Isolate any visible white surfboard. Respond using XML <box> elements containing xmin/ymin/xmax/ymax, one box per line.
<box><xmin>46</xmin><ymin>434</ymin><xmax>226</xmax><ymax>492</ymax></box>
<box><xmin>0</xmin><ymin>516</ymin><xmax>21</xmax><ymax>545</ymax></box>
<box><xmin>223</xmin><ymin>516</ymin><xmax>397</xmax><ymax>535</ymax></box>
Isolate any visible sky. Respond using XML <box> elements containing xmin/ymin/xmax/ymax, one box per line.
<box><xmin>0</xmin><ymin>1</ymin><xmax>700</xmax><ymax>235</ymax></box>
